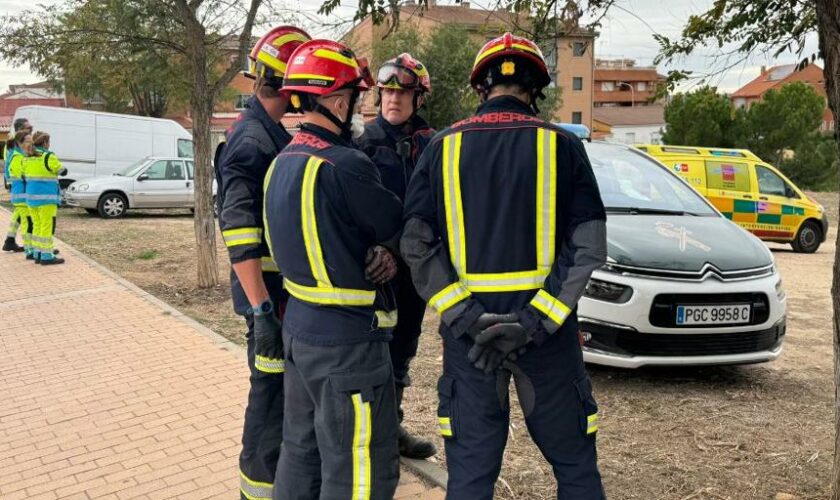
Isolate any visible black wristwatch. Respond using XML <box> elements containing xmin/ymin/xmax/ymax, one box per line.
<box><xmin>252</xmin><ymin>299</ymin><xmax>273</xmax><ymax>316</ymax></box>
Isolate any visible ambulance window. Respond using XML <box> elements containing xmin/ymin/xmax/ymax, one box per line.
<box><xmin>705</xmin><ymin>160</ymin><xmax>750</xmax><ymax>192</ymax></box>
<box><xmin>755</xmin><ymin>165</ymin><xmax>788</xmax><ymax>197</ymax></box>
<box><xmin>662</xmin><ymin>146</ymin><xmax>699</xmax><ymax>154</ymax></box>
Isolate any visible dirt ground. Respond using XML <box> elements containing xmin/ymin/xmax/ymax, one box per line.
<box><xmin>6</xmin><ymin>191</ymin><xmax>837</xmax><ymax>499</ymax></box>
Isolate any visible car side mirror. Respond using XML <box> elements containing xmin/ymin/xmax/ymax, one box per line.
<box><xmin>137</xmin><ymin>173</ymin><xmax>149</xmax><ymax>181</ymax></box>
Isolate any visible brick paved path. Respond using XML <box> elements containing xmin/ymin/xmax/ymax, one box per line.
<box><xmin>0</xmin><ymin>208</ymin><xmax>444</xmax><ymax>499</ymax></box>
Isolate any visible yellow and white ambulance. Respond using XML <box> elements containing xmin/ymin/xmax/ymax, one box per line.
<box><xmin>636</xmin><ymin>145</ymin><xmax>828</xmax><ymax>253</ymax></box>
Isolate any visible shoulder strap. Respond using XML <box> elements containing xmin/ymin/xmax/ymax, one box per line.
<box><xmin>44</xmin><ymin>152</ymin><xmax>56</xmax><ymax>172</ymax></box>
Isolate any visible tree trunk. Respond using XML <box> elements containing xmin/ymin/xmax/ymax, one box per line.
<box><xmin>816</xmin><ymin>0</ymin><xmax>840</xmax><ymax>497</ymax></box>
<box><xmin>185</xmin><ymin>25</ymin><xmax>219</xmax><ymax>288</ymax></box>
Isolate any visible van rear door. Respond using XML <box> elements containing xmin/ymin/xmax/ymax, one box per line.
<box><xmin>703</xmin><ymin>159</ymin><xmax>756</xmax><ymax>227</ymax></box>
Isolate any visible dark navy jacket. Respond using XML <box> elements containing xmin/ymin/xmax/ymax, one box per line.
<box><xmin>264</xmin><ymin>124</ymin><xmax>404</xmax><ymax>345</ymax></box>
<box><xmin>217</xmin><ymin>96</ymin><xmax>291</xmax><ymax>315</ymax></box>
<box><xmin>356</xmin><ymin>114</ymin><xmax>435</xmax><ymax>202</ymax></box>
<box><xmin>402</xmin><ymin>96</ymin><xmax>607</xmax><ymax>340</ymax></box>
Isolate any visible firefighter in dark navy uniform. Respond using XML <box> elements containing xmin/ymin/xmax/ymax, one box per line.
<box><xmin>401</xmin><ymin>32</ymin><xmax>608</xmax><ymax>499</ymax></box>
<box><xmin>356</xmin><ymin>53</ymin><xmax>437</xmax><ymax>459</ymax></box>
<box><xmin>264</xmin><ymin>39</ymin><xmax>403</xmax><ymax>500</ymax></box>
<box><xmin>215</xmin><ymin>25</ymin><xmax>310</xmax><ymax>500</ymax></box>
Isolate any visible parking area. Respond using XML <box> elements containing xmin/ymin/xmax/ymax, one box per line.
<box><xmin>5</xmin><ymin>192</ymin><xmax>836</xmax><ymax>499</ymax></box>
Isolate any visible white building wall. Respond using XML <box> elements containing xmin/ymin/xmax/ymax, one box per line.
<box><xmin>608</xmin><ymin>124</ymin><xmax>665</xmax><ymax>144</ymax></box>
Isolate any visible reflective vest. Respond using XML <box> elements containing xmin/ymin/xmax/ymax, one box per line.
<box><xmin>24</xmin><ymin>149</ymin><xmax>61</xmax><ymax>207</ymax></box>
<box><xmin>7</xmin><ymin>150</ymin><xmax>26</xmax><ymax>205</ymax></box>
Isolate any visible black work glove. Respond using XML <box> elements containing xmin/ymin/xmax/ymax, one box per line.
<box><xmin>58</xmin><ymin>167</ymin><xmax>68</xmax><ymax>176</ymax></box>
<box><xmin>462</xmin><ymin>313</ymin><xmax>517</xmax><ymax>373</ymax></box>
<box><xmin>468</xmin><ymin>318</ymin><xmax>532</xmax><ymax>374</ymax></box>
<box><xmin>365</xmin><ymin>245</ymin><xmax>397</xmax><ymax>284</ymax></box>
<box><xmin>252</xmin><ymin>299</ymin><xmax>284</xmax><ymax>373</ymax></box>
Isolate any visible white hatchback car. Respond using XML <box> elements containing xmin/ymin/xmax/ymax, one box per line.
<box><xmin>65</xmin><ymin>157</ymin><xmax>215</xmax><ymax>218</ymax></box>
<box><xmin>579</xmin><ymin>142</ymin><xmax>786</xmax><ymax>368</ymax></box>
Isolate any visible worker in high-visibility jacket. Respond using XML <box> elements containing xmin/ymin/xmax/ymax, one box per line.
<box><xmin>264</xmin><ymin>39</ymin><xmax>403</xmax><ymax>500</ymax></box>
<box><xmin>356</xmin><ymin>52</ymin><xmax>437</xmax><ymax>460</ymax></box>
<box><xmin>401</xmin><ymin>32</ymin><xmax>608</xmax><ymax>499</ymax></box>
<box><xmin>4</xmin><ymin>131</ymin><xmax>33</xmax><ymax>254</ymax></box>
<box><xmin>214</xmin><ymin>25</ymin><xmax>311</xmax><ymax>500</ymax></box>
<box><xmin>25</xmin><ymin>132</ymin><xmax>66</xmax><ymax>265</ymax></box>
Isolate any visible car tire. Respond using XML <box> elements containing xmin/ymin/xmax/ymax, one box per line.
<box><xmin>84</xmin><ymin>208</ymin><xmax>98</xmax><ymax>215</ymax></box>
<box><xmin>97</xmin><ymin>193</ymin><xmax>128</xmax><ymax>219</ymax></box>
<box><xmin>791</xmin><ymin>220</ymin><xmax>822</xmax><ymax>253</ymax></box>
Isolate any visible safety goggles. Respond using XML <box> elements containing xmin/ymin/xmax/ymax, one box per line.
<box><xmin>376</xmin><ymin>63</ymin><xmax>420</xmax><ymax>89</ymax></box>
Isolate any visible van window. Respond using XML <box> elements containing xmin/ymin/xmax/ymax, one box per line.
<box><xmin>661</xmin><ymin>146</ymin><xmax>699</xmax><ymax>154</ymax></box>
<box><xmin>186</xmin><ymin>161</ymin><xmax>194</xmax><ymax>180</ymax></box>
<box><xmin>177</xmin><ymin>139</ymin><xmax>194</xmax><ymax>158</ymax></box>
<box><xmin>709</xmin><ymin>149</ymin><xmax>747</xmax><ymax>158</ymax></box>
<box><xmin>756</xmin><ymin>165</ymin><xmax>794</xmax><ymax>197</ymax></box>
<box><xmin>705</xmin><ymin>160</ymin><xmax>750</xmax><ymax>192</ymax></box>
<box><xmin>144</xmin><ymin>160</ymin><xmax>185</xmax><ymax>180</ymax></box>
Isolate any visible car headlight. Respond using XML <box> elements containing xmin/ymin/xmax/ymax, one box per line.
<box><xmin>775</xmin><ymin>278</ymin><xmax>785</xmax><ymax>301</ymax></box>
<box><xmin>76</xmin><ymin>184</ymin><xmax>89</xmax><ymax>192</ymax></box>
<box><xmin>584</xmin><ymin>278</ymin><xmax>633</xmax><ymax>303</ymax></box>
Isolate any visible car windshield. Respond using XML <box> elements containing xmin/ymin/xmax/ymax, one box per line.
<box><xmin>119</xmin><ymin>159</ymin><xmax>150</xmax><ymax>177</ymax></box>
<box><xmin>584</xmin><ymin>142</ymin><xmax>717</xmax><ymax>216</ymax></box>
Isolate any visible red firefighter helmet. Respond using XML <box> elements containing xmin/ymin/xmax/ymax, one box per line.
<box><xmin>376</xmin><ymin>53</ymin><xmax>431</xmax><ymax>94</ymax></box>
<box><xmin>246</xmin><ymin>26</ymin><xmax>311</xmax><ymax>86</ymax></box>
<box><xmin>281</xmin><ymin>39</ymin><xmax>373</xmax><ymax>96</ymax></box>
<box><xmin>469</xmin><ymin>32</ymin><xmax>551</xmax><ymax>91</ymax></box>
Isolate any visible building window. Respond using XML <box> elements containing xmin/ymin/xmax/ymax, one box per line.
<box><xmin>573</xmin><ymin>42</ymin><xmax>586</xmax><ymax>57</ymax></box>
<box><xmin>572</xmin><ymin>77</ymin><xmax>583</xmax><ymax>91</ymax></box>
<box><xmin>601</xmin><ymin>81</ymin><xmax>615</xmax><ymax>91</ymax></box>
<box><xmin>571</xmin><ymin>112</ymin><xmax>582</xmax><ymax>124</ymax></box>
<box><xmin>625</xmin><ymin>132</ymin><xmax>636</xmax><ymax>144</ymax></box>
<box><xmin>637</xmin><ymin>81</ymin><xmax>647</xmax><ymax>91</ymax></box>
<box><xmin>234</xmin><ymin>94</ymin><xmax>252</xmax><ymax>110</ymax></box>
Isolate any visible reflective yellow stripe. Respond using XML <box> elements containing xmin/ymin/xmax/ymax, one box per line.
<box><xmin>474</xmin><ymin>42</ymin><xmax>541</xmax><ymax>67</ymax></box>
<box><xmin>351</xmin><ymin>393</ymin><xmax>372</xmax><ymax>500</ymax></box>
<box><xmin>284</xmin><ymin>278</ymin><xmax>376</xmax><ymax>306</ymax></box>
<box><xmin>443</xmin><ymin>133</ymin><xmax>466</xmax><ymax>274</ymax></box>
<box><xmin>587</xmin><ymin>414</ymin><xmax>598</xmax><ymax>434</ymax></box>
<box><xmin>223</xmin><ymin>227</ymin><xmax>263</xmax><ymax>247</ymax></box>
<box><xmin>261</xmin><ymin>256</ymin><xmax>279</xmax><ymax>273</ymax></box>
<box><xmin>288</xmin><ymin>73</ymin><xmax>336</xmax><ymax>81</ymax></box>
<box><xmin>536</xmin><ymin>128</ymin><xmax>557</xmax><ymax>271</ymax></box>
<box><xmin>463</xmin><ymin>270</ymin><xmax>547</xmax><ymax>292</ymax></box>
<box><xmin>257</xmin><ymin>52</ymin><xmax>287</xmax><ymax>74</ymax></box>
<box><xmin>239</xmin><ymin>470</ymin><xmax>273</xmax><ymax>500</ymax></box>
<box><xmin>301</xmin><ymin>157</ymin><xmax>331</xmax><ymax>286</ymax></box>
<box><xmin>441</xmin><ymin>129</ymin><xmax>557</xmax><ymax>292</ymax></box>
<box><xmin>314</xmin><ymin>48</ymin><xmax>360</xmax><ymax>69</ymax></box>
<box><xmin>255</xmin><ymin>355</ymin><xmax>285</xmax><ymax>374</ymax></box>
<box><xmin>438</xmin><ymin>417</ymin><xmax>452</xmax><ymax>437</ymax></box>
<box><xmin>263</xmin><ymin>157</ymin><xmax>279</xmax><ymax>264</ymax></box>
<box><xmin>375</xmin><ymin>310</ymin><xmax>398</xmax><ymax>328</ymax></box>
<box><xmin>529</xmin><ymin>289</ymin><xmax>571</xmax><ymax>326</ymax></box>
<box><xmin>428</xmin><ymin>282</ymin><xmax>471</xmax><ymax>313</ymax></box>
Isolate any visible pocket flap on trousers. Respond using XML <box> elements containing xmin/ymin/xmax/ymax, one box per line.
<box><xmin>330</xmin><ymin>363</ymin><xmax>391</xmax><ymax>393</ymax></box>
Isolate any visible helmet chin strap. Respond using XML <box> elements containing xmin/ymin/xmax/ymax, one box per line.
<box><xmin>315</xmin><ymin>88</ymin><xmax>360</xmax><ymax>141</ymax></box>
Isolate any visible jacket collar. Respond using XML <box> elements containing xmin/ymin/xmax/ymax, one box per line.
<box><xmin>375</xmin><ymin>113</ymin><xmax>431</xmax><ymax>142</ymax></box>
<box><xmin>476</xmin><ymin>95</ymin><xmax>536</xmax><ymax>116</ymax></box>
<box><xmin>245</xmin><ymin>95</ymin><xmax>292</xmax><ymax>150</ymax></box>
<box><xmin>300</xmin><ymin>123</ymin><xmax>353</xmax><ymax>148</ymax></box>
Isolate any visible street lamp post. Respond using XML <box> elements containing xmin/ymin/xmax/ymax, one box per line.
<box><xmin>617</xmin><ymin>81</ymin><xmax>635</xmax><ymax>107</ymax></box>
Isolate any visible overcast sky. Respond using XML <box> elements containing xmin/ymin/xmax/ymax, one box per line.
<box><xmin>0</xmin><ymin>0</ymin><xmax>821</xmax><ymax>95</ymax></box>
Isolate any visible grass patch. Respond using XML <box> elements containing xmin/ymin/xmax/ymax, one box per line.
<box><xmin>135</xmin><ymin>249</ymin><xmax>159</xmax><ymax>260</ymax></box>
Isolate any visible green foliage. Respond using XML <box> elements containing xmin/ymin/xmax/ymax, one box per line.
<box><xmin>136</xmin><ymin>249</ymin><xmax>160</xmax><ymax>260</ymax></box>
<box><xmin>740</xmin><ymin>82</ymin><xmax>826</xmax><ymax>164</ymax></box>
<box><xmin>780</xmin><ymin>133</ymin><xmax>839</xmax><ymax>191</ymax></box>
<box><xmin>662</xmin><ymin>86</ymin><xmax>741</xmax><ymax>147</ymax></box>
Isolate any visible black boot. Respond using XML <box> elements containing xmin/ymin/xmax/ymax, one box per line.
<box><xmin>2</xmin><ymin>237</ymin><xmax>24</xmax><ymax>252</ymax></box>
<box><xmin>40</xmin><ymin>257</ymin><xmax>65</xmax><ymax>265</ymax></box>
<box><xmin>395</xmin><ymin>385</ymin><xmax>437</xmax><ymax>459</ymax></box>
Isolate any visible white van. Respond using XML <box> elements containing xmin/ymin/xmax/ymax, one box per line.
<box><xmin>6</xmin><ymin>105</ymin><xmax>193</xmax><ymax>191</ymax></box>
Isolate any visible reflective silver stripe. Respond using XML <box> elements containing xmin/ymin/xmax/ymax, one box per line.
<box><xmin>261</xmin><ymin>257</ymin><xmax>280</xmax><ymax>273</ymax></box>
<box><xmin>223</xmin><ymin>233</ymin><xmax>262</xmax><ymax>246</ymax></box>
<box><xmin>463</xmin><ymin>271</ymin><xmax>546</xmax><ymax>292</ymax></box>
<box><xmin>6</xmin><ymin>176</ymin><xmax>22</xmax><ymax>181</ymax></box>
<box><xmin>301</xmin><ymin>157</ymin><xmax>331</xmax><ymax>286</ymax></box>
<box><xmin>26</xmin><ymin>194</ymin><xmax>59</xmax><ymax>201</ymax></box>
<box><xmin>587</xmin><ymin>414</ymin><xmax>598</xmax><ymax>434</ymax></box>
<box><xmin>25</xmin><ymin>176</ymin><xmax>58</xmax><ymax>182</ymax></box>
<box><xmin>254</xmin><ymin>356</ymin><xmax>285</xmax><ymax>374</ymax></box>
<box><xmin>438</xmin><ymin>417</ymin><xmax>452</xmax><ymax>437</ymax></box>
<box><xmin>443</xmin><ymin>133</ymin><xmax>466</xmax><ymax>274</ymax></box>
<box><xmin>529</xmin><ymin>289</ymin><xmax>570</xmax><ymax>326</ymax></box>
<box><xmin>239</xmin><ymin>470</ymin><xmax>273</xmax><ymax>500</ymax></box>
